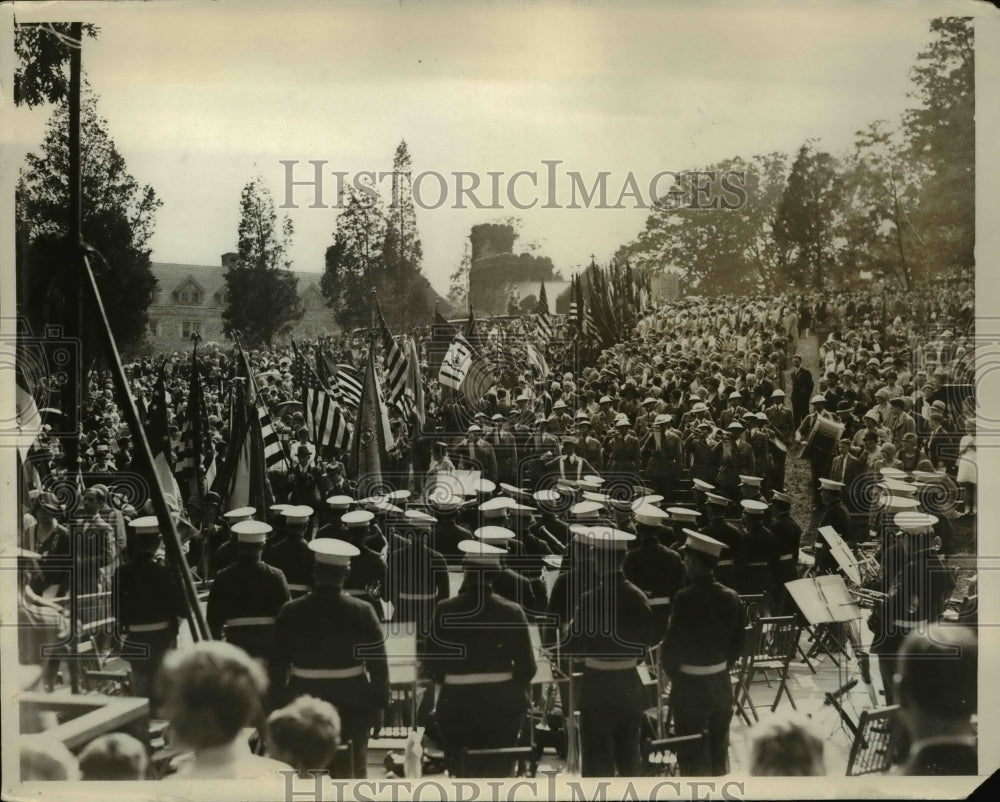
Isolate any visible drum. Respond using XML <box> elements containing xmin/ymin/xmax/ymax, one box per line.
<box><xmin>801</xmin><ymin>416</ymin><xmax>844</xmax><ymax>461</ymax></box>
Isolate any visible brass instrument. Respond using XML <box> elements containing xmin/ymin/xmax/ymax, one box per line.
<box><xmin>848</xmin><ymin>587</ymin><xmax>889</xmax><ymax>608</ymax></box>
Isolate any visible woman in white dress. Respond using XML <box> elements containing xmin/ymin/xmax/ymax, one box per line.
<box><xmin>956</xmin><ymin>419</ymin><xmax>977</xmax><ymax>517</ymax></box>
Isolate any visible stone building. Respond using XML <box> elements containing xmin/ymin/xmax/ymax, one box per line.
<box><xmin>143</xmin><ymin>253</ymin><xmax>336</xmax><ymax>353</ymax></box>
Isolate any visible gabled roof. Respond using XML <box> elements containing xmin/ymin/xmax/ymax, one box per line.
<box><xmin>173</xmin><ymin>274</ymin><xmax>206</xmax><ymax>297</ymax></box>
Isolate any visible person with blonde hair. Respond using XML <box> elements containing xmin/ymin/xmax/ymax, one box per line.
<box><xmin>78</xmin><ymin>733</ymin><xmax>149</xmax><ymax>780</ymax></box>
<box><xmin>748</xmin><ymin>711</ymin><xmax>826</xmax><ymax>776</ymax></box>
<box><xmin>266</xmin><ymin>695</ymin><xmax>342</xmax><ymax>777</ymax></box>
<box><xmin>157</xmin><ymin>641</ymin><xmax>291</xmax><ymax>779</ymax></box>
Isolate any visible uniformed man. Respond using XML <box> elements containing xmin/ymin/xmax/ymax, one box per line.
<box><xmin>796</xmin><ymin>395</ymin><xmax>837</xmax><ymax>506</ymax></box>
<box><xmin>816</xmin><ymin>478</ymin><xmax>852</xmax><ymax>572</ymax></box>
<box><xmin>470</xmin><ymin>525</ymin><xmax>543</xmax><ymax>619</ymax></box>
<box><xmin>206</xmin><ymin>520</ymin><xmax>290</xmax><ymax>662</ymax></box>
<box><xmin>428</xmin><ymin>496</ymin><xmax>473</xmax><ymax>567</ymax></box>
<box><xmin>316</xmin><ymin>495</ymin><xmax>353</xmax><ymax>540</ymax></box>
<box><xmin>339</xmin><ymin>510</ymin><xmax>388</xmax><ymax>620</ymax></box>
<box><xmin>738</xmin><ymin>499</ymin><xmax>778</xmax><ymax>601</ymax></box>
<box><xmin>575</xmin><ymin>417</ymin><xmax>604</xmax><ymax>472</ymax></box>
<box><xmin>488</xmin><ymin>414</ymin><xmax>520</xmax><ymax>485</ymax></box>
<box><xmin>640</xmin><ymin>413</ymin><xmax>684</xmax><ymax>501</ymax></box>
<box><xmin>506</xmin><ymin>501</ymin><xmax>553</xmax><ymax>611</ymax></box>
<box><xmin>423</xmin><ymin>539</ymin><xmax>537</xmax><ymax>777</ymax></box>
<box><xmin>262</xmin><ymin>505</ymin><xmax>316</xmax><ymax>598</ymax></box>
<box><xmin>870</xmin><ymin>513</ymin><xmax>955</xmax><ymax>705</ymax></box>
<box><xmin>665</xmin><ymin>507</ymin><xmax>701</xmax><ymax>551</ymax></box>
<box><xmin>531</xmin><ymin>489</ymin><xmax>571</xmax><ymax>550</ymax></box>
<box><xmin>112</xmin><ymin>516</ymin><xmax>186</xmax><ymax>698</ymax></box>
<box><xmin>623</xmin><ymin>507</ymin><xmax>686</xmax><ymax>642</ymax></box>
<box><xmin>703</xmin><ymin>492</ymin><xmax>746</xmax><ymax>590</ymax></box>
<box><xmin>684</xmin><ymin>422</ymin><xmax>718</xmax><ymax>487</ymax></box>
<box><xmin>604</xmin><ymin>418</ymin><xmax>640</xmax><ymax>474</ymax></box>
<box><xmin>524</xmin><ymin>417</ymin><xmax>561</xmax><ymax>487</ymax></box>
<box><xmin>385</xmin><ymin>510</ymin><xmax>450</xmax><ymax>640</ymax></box>
<box><xmin>714</xmin><ymin>423</ymin><xmax>755</xmax><ymax>501</ymax></box>
<box><xmin>212</xmin><ymin>506</ymin><xmax>256</xmax><ymax>578</ymax></box>
<box><xmin>660</xmin><ymin>530</ymin><xmax>746</xmax><ymax>776</ymax></box>
<box><xmin>564</xmin><ymin>526</ymin><xmax>656</xmax><ymax>777</ymax></box>
<box><xmin>269</xmin><ymin>538</ymin><xmax>389</xmax><ymax>779</ymax></box>
<box><xmin>769</xmin><ymin>491</ymin><xmax>803</xmax><ymax>615</ymax></box>
<box><xmin>765</xmin><ymin>390</ymin><xmax>794</xmax><ymax>490</ymax></box>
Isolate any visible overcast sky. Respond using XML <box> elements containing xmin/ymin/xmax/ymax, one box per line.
<box><xmin>7</xmin><ymin>0</ymin><xmax>966</xmax><ymax>294</ymax></box>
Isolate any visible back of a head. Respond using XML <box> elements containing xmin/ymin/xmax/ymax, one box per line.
<box><xmin>20</xmin><ymin>736</ymin><xmax>80</xmax><ymax>781</ymax></box>
<box><xmin>266</xmin><ymin>695</ymin><xmax>342</xmax><ymax>773</ymax></box>
<box><xmin>156</xmin><ymin>641</ymin><xmax>268</xmax><ymax>750</ymax></box>
<box><xmin>898</xmin><ymin>624</ymin><xmax>977</xmax><ymax>720</ymax></box>
<box><xmin>749</xmin><ymin>712</ymin><xmax>826</xmax><ymax>776</ymax></box>
<box><xmin>78</xmin><ymin>733</ymin><xmax>149</xmax><ymax>780</ymax></box>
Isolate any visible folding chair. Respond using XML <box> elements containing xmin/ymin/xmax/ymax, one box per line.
<box><xmin>739</xmin><ymin>593</ymin><xmax>770</xmax><ymax>626</ymax></box>
<box><xmin>845</xmin><ymin>705</ymin><xmax>902</xmax><ymax>776</ymax></box>
<box><xmin>459</xmin><ymin>746</ymin><xmax>533</xmax><ymax>778</ymax></box>
<box><xmin>738</xmin><ymin>615</ymin><xmax>801</xmax><ymax>722</ymax></box>
<box><xmin>644</xmin><ymin>733</ymin><xmax>704</xmax><ymax>777</ymax></box>
<box><xmin>730</xmin><ymin>622</ymin><xmax>759</xmax><ymax>726</ymax></box>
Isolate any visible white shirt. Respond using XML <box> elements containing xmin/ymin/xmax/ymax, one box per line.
<box><xmin>168</xmin><ymin>738</ymin><xmax>292</xmax><ymax>780</ymax></box>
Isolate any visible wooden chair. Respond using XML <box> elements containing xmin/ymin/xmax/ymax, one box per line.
<box><xmin>738</xmin><ymin>615</ymin><xmax>801</xmax><ymax>721</ymax></box>
<box><xmin>644</xmin><ymin>733</ymin><xmax>704</xmax><ymax>777</ymax></box>
<box><xmin>846</xmin><ymin>705</ymin><xmax>902</xmax><ymax>776</ymax></box>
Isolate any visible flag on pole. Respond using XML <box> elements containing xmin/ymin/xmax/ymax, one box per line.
<box><xmin>402</xmin><ymin>334</ymin><xmax>425</xmax><ymax>426</ymax></box>
<box><xmin>525</xmin><ymin>342</ymin><xmax>550</xmax><ymax>378</ymax></box>
<box><xmin>348</xmin><ymin>336</ymin><xmax>394</xmax><ymax>483</ymax></box>
<box><xmin>427</xmin><ymin>308</ymin><xmax>458</xmax><ymax>374</ymax></box>
<box><xmin>535</xmin><ymin>280</ymin><xmax>552</xmax><ymax>343</ymax></box>
<box><xmin>439</xmin><ymin>333</ymin><xmax>475</xmax><ymax>390</ymax></box>
<box><xmin>319</xmin><ymin>354</ymin><xmax>363</xmax><ymax>412</ymax></box>
<box><xmin>376</xmin><ymin>298</ymin><xmax>417</xmax><ymax>421</ymax></box>
<box><xmin>212</xmin><ymin>379</ymin><xmax>273</xmax><ymax>512</ymax></box>
<box><xmin>177</xmin><ymin>348</ymin><xmax>217</xmax><ymax>505</ymax></box>
<box><xmin>14</xmin><ymin>356</ymin><xmax>42</xmax><ymax>462</ymax></box>
<box><xmin>292</xmin><ymin>340</ymin><xmax>352</xmax><ymax>452</ymax></box>
<box><xmin>237</xmin><ymin>343</ymin><xmax>287</xmax><ymax>471</ymax></box>
<box><xmin>146</xmin><ymin>361</ymin><xmax>182</xmax><ymax>500</ymax></box>
<box><xmin>461</xmin><ymin>355</ymin><xmax>495</xmax><ymax>404</ymax></box>
<box><xmin>568</xmin><ymin>275</ymin><xmax>579</xmax><ymax>329</ymax></box>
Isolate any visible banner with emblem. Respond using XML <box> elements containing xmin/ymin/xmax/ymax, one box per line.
<box><xmin>348</xmin><ymin>339</ymin><xmax>396</xmax><ymax>484</ymax></box>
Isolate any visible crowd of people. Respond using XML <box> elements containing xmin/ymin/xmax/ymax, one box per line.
<box><xmin>17</xmin><ymin>276</ymin><xmax>979</xmax><ymax>781</ymax></box>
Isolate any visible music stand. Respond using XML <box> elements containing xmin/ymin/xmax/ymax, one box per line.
<box><xmin>786</xmin><ymin>575</ymin><xmax>862</xmax><ymax>667</ymax></box>
<box><xmin>817</xmin><ymin>526</ymin><xmax>862</xmax><ymax>586</ymax></box>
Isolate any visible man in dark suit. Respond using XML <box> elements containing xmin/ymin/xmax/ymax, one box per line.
<box><xmin>790</xmin><ymin>355</ymin><xmax>814</xmax><ymax>429</ymax></box>
<box><xmin>896</xmin><ymin>624</ymin><xmax>977</xmax><ymax>776</ymax></box>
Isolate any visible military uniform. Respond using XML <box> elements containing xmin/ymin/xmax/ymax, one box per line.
<box><xmin>640</xmin><ymin>426</ymin><xmax>684</xmax><ymax>500</ymax></box>
<box><xmin>262</xmin><ymin>534</ymin><xmax>315</xmax><ymax>597</ymax></box>
<box><xmin>604</xmin><ymin>430</ymin><xmax>641</xmax><ymax>473</ymax></box>
<box><xmin>660</xmin><ymin>565</ymin><xmax>746</xmax><ymax>775</ymax></box>
<box><xmin>344</xmin><ymin>544</ymin><xmax>388</xmax><ymax>621</ymax></box>
<box><xmin>386</xmin><ymin>535</ymin><xmax>450</xmax><ymax>638</ymax></box>
<box><xmin>566</xmin><ymin>561</ymin><xmax>656</xmax><ymax>777</ymax></box>
<box><xmin>207</xmin><ymin>556</ymin><xmax>290</xmax><ymax>661</ymax></box>
<box><xmin>112</xmin><ymin>550</ymin><xmax>186</xmax><ymax>698</ymax></box>
<box><xmin>424</xmin><ymin>572</ymin><xmax>537</xmax><ymax>777</ymax></box>
<box><xmin>270</xmin><ymin>586</ymin><xmax>389</xmax><ymax>779</ymax></box>
<box><xmin>703</xmin><ymin>507</ymin><xmax>746</xmax><ymax>590</ymax></box>
<box><xmin>770</xmin><ymin>505</ymin><xmax>803</xmax><ymax>614</ymax></box>
<box><xmin>622</xmin><ymin>532</ymin><xmax>685</xmax><ymax>641</ymax></box>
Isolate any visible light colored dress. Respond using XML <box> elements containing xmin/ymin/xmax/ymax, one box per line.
<box><xmin>956</xmin><ymin>434</ymin><xmax>977</xmax><ymax>484</ymax></box>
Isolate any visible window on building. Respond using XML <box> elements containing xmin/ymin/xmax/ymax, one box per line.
<box><xmin>178</xmin><ymin>288</ymin><xmax>203</xmax><ymax>305</ymax></box>
<box><xmin>148</xmin><ymin>319</ymin><xmax>160</xmax><ymax>337</ymax></box>
<box><xmin>181</xmin><ymin>321</ymin><xmax>202</xmax><ymax>339</ymax></box>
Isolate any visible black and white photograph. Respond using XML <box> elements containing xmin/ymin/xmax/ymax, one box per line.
<box><xmin>2</xmin><ymin>1</ymin><xmax>996</xmax><ymax>799</ymax></box>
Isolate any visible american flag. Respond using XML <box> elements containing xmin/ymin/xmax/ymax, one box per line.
<box><xmin>376</xmin><ymin>301</ymin><xmax>416</xmax><ymax>419</ymax></box>
<box><xmin>176</xmin><ymin>350</ymin><xmax>217</xmax><ymax>497</ymax></box>
<box><xmin>292</xmin><ymin>340</ymin><xmax>351</xmax><ymax>451</ymax></box>
<box><xmin>535</xmin><ymin>280</ymin><xmax>552</xmax><ymax>343</ymax></box>
<box><xmin>316</xmin><ymin>349</ymin><xmax>363</xmax><ymax>412</ymax></box>
<box><xmin>238</xmin><ymin>343</ymin><xmax>287</xmax><ymax>470</ymax></box>
<box><xmin>568</xmin><ymin>275</ymin><xmax>579</xmax><ymax>328</ymax></box>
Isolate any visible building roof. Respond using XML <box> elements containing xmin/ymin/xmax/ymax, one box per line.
<box><xmin>150</xmin><ymin>262</ymin><xmax>323</xmax><ymax>307</ymax></box>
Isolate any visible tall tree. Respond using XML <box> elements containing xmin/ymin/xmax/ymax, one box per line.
<box><xmin>384</xmin><ymin>139</ymin><xmax>423</xmax><ymax>271</ymax></box>
<box><xmin>17</xmin><ymin>89</ymin><xmax>162</xmax><ymax>351</ymax></box>
<box><xmin>772</xmin><ymin>143</ymin><xmax>843</xmax><ymax>290</ymax></box>
<box><xmin>840</xmin><ymin>121</ymin><xmax>921</xmax><ymax>289</ymax></box>
<box><xmin>223</xmin><ymin>177</ymin><xmax>302</xmax><ymax>347</ymax></box>
<box><xmin>321</xmin><ymin>185</ymin><xmax>387</xmax><ymax>331</ymax></box>
<box><xmin>446</xmin><ymin>241</ymin><xmax>471</xmax><ymax>309</ymax></box>
<box><xmin>14</xmin><ymin>22</ymin><xmax>99</xmax><ymax>108</ymax></box>
<box><xmin>903</xmin><ymin>17</ymin><xmax>974</xmax><ymax>277</ymax></box>
<box><xmin>615</xmin><ymin>154</ymin><xmax>788</xmax><ymax>294</ymax></box>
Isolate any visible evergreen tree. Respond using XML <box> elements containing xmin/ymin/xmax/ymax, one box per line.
<box><xmin>223</xmin><ymin>177</ymin><xmax>302</xmax><ymax>346</ymax></box>
<box><xmin>17</xmin><ymin>89</ymin><xmax>162</xmax><ymax>351</ymax></box>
